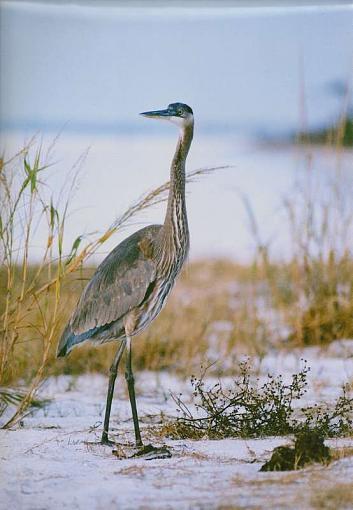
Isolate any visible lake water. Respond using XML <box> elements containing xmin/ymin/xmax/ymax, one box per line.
<box><xmin>2</xmin><ymin>131</ymin><xmax>352</xmax><ymax>262</ymax></box>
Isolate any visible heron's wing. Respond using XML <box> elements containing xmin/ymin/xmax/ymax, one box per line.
<box><xmin>70</xmin><ymin>225</ymin><xmax>162</xmax><ymax>335</ymax></box>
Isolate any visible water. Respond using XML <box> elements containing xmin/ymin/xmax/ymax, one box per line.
<box><xmin>2</xmin><ymin>131</ymin><xmax>352</xmax><ymax>262</ymax></box>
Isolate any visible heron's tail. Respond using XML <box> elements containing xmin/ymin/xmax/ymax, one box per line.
<box><xmin>56</xmin><ymin>324</ymin><xmax>74</xmax><ymax>357</ymax></box>
<box><xmin>57</xmin><ymin>322</ymin><xmax>111</xmax><ymax>357</ymax></box>
<box><xmin>57</xmin><ymin>323</ymin><xmax>91</xmax><ymax>357</ymax></box>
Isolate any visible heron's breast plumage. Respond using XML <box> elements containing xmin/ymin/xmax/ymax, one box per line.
<box><xmin>132</xmin><ymin>227</ymin><xmax>189</xmax><ymax>336</ymax></box>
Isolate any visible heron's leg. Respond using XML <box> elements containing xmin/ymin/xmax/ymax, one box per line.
<box><xmin>125</xmin><ymin>336</ymin><xmax>143</xmax><ymax>447</ymax></box>
<box><xmin>101</xmin><ymin>339</ymin><xmax>127</xmax><ymax>445</ymax></box>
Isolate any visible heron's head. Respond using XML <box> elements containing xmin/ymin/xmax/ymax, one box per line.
<box><xmin>140</xmin><ymin>102</ymin><xmax>193</xmax><ymax>128</ymax></box>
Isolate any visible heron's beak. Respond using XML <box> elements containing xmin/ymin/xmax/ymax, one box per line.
<box><xmin>139</xmin><ymin>108</ymin><xmax>170</xmax><ymax>119</ymax></box>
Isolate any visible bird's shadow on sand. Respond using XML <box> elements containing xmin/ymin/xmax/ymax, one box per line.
<box><xmin>84</xmin><ymin>439</ymin><xmax>172</xmax><ymax>460</ymax></box>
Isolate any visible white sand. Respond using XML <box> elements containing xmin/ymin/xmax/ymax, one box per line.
<box><xmin>1</xmin><ymin>344</ymin><xmax>353</xmax><ymax>509</ymax></box>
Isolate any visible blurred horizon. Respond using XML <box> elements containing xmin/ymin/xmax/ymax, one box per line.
<box><xmin>1</xmin><ymin>1</ymin><xmax>352</xmax><ymax>261</ymax></box>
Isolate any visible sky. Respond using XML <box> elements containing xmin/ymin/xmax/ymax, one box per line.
<box><xmin>1</xmin><ymin>1</ymin><xmax>352</xmax><ymax>137</ymax></box>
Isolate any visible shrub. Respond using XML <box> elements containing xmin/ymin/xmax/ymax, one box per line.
<box><xmin>161</xmin><ymin>361</ymin><xmax>353</xmax><ymax>440</ymax></box>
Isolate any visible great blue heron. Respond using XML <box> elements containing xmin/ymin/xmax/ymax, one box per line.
<box><xmin>57</xmin><ymin>102</ymin><xmax>193</xmax><ymax>454</ymax></box>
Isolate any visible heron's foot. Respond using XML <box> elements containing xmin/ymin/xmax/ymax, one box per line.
<box><xmin>131</xmin><ymin>443</ymin><xmax>172</xmax><ymax>460</ymax></box>
<box><xmin>101</xmin><ymin>433</ymin><xmax>115</xmax><ymax>446</ymax></box>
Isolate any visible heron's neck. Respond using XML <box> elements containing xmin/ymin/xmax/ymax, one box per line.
<box><xmin>163</xmin><ymin>122</ymin><xmax>193</xmax><ymax>243</ymax></box>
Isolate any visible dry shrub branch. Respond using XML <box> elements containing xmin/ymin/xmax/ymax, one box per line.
<box><xmin>161</xmin><ymin>361</ymin><xmax>353</xmax><ymax>440</ymax></box>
